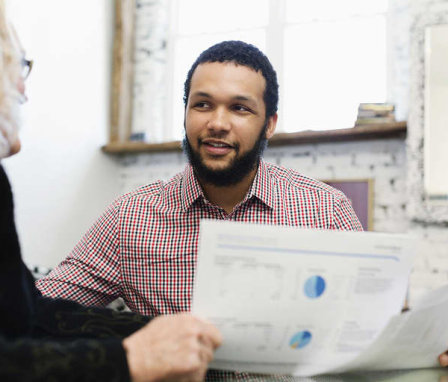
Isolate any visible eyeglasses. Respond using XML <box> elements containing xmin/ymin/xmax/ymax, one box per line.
<box><xmin>21</xmin><ymin>58</ymin><xmax>33</xmax><ymax>79</ymax></box>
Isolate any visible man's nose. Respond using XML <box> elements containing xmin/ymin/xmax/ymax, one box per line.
<box><xmin>207</xmin><ymin>107</ymin><xmax>231</xmax><ymax>132</ymax></box>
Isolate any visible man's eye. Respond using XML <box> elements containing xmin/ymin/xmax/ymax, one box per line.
<box><xmin>233</xmin><ymin>105</ymin><xmax>251</xmax><ymax>113</ymax></box>
<box><xmin>194</xmin><ymin>102</ymin><xmax>210</xmax><ymax>109</ymax></box>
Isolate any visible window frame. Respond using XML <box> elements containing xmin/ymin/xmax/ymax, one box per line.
<box><xmin>106</xmin><ymin>0</ymin><xmax>397</xmax><ymax>152</ymax></box>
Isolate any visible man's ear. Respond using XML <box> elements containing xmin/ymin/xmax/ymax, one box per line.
<box><xmin>265</xmin><ymin>113</ymin><xmax>278</xmax><ymax>140</ymax></box>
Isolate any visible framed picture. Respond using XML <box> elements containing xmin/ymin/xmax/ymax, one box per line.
<box><xmin>322</xmin><ymin>179</ymin><xmax>374</xmax><ymax>231</ymax></box>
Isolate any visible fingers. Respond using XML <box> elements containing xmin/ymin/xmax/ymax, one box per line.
<box><xmin>186</xmin><ymin>317</ymin><xmax>220</xmax><ymax>376</ymax></box>
<box><xmin>187</xmin><ymin>315</ymin><xmax>222</xmax><ymax>349</ymax></box>
<box><xmin>198</xmin><ymin>336</ymin><xmax>215</xmax><ymax>364</ymax></box>
<box><xmin>199</xmin><ymin>319</ymin><xmax>223</xmax><ymax>349</ymax></box>
<box><xmin>123</xmin><ymin>313</ymin><xmax>221</xmax><ymax>382</ymax></box>
<box><xmin>167</xmin><ymin>313</ymin><xmax>222</xmax><ymax>350</ymax></box>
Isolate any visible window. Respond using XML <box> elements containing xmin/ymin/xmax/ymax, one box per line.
<box><xmin>132</xmin><ymin>0</ymin><xmax>388</xmax><ymax>143</ymax></box>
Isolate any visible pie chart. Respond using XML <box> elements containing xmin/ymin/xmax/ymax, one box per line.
<box><xmin>304</xmin><ymin>275</ymin><xmax>326</xmax><ymax>298</ymax></box>
<box><xmin>289</xmin><ymin>330</ymin><xmax>312</xmax><ymax>349</ymax></box>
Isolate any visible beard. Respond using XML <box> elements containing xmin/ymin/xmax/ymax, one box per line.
<box><xmin>183</xmin><ymin>122</ymin><xmax>268</xmax><ymax>187</ymax></box>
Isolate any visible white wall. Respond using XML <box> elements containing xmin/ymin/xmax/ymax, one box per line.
<box><xmin>3</xmin><ymin>0</ymin><xmax>121</xmax><ymax>268</ymax></box>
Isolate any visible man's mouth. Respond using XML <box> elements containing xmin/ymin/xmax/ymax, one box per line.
<box><xmin>202</xmin><ymin>139</ymin><xmax>233</xmax><ymax>148</ymax></box>
<box><xmin>201</xmin><ymin>139</ymin><xmax>234</xmax><ymax>155</ymax></box>
<box><xmin>207</xmin><ymin>142</ymin><xmax>231</xmax><ymax>148</ymax></box>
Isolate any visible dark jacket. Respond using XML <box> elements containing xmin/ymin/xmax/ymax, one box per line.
<box><xmin>0</xmin><ymin>165</ymin><xmax>149</xmax><ymax>381</ymax></box>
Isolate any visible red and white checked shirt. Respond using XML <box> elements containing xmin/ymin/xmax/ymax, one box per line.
<box><xmin>37</xmin><ymin>160</ymin><xmax>362</xmax><ymax>316</ymax></box>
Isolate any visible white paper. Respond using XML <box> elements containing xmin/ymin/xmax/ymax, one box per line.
<box><xmin>329</xmin><ymin>285</ymin><xmax>448</xmax><ymax>374</ymax></box>
<box><xmin>192</xmin><ymin>220</ymin><xmax>417</xmax><ymax>376</ymax></box>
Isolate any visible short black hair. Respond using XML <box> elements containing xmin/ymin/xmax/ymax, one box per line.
<box><xmin>183</xmin><ymin>40</ymin><xmax>279</xmax><ymax>118</ymax></box>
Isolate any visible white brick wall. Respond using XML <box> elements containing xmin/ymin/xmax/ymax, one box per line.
<box><xmin>406</xmin><ymin>0</ymin><xmax>448</xmax><ymax>303</ymax></box>
<box><xmin>116</xmin><ymin>0</ymin><xmax>448</xmax><ymax>306</ymax></box>
<box><xmin>408</xmin><ymin>224</ymin><xmax>448</xmax><ymax>305</ymax></box>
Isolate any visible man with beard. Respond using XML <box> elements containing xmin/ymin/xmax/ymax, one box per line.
<box><xmin>37</xmin><ymin>40</ymin><xmax>363</xmax><ymax>379</ymax></box>
<box><xmin>0</xmin><ymin>2</ymin><xmax>221</xmax><ymax>380</ymax></box>
<box><xmin>38</xmin><ymin>38</ymin><xmax>362</xmax><ymax>317</ymax></box>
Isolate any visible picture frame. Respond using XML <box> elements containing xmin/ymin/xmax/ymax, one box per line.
<box><xmin>322</xmin><ymin>179</ymin><xmax>374</xmax><ymax>231</ymax></box>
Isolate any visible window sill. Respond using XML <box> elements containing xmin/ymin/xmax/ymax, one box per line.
<box><xmin>102</xmin><ymin>121</ymin><xmax>407</xmax><ymax>154</ymax></box>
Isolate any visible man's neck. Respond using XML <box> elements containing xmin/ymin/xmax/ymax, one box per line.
<box><xmin>198</xmin><ymin>168</ymin><xmax>258</xmax><ymax>215</ymax></box>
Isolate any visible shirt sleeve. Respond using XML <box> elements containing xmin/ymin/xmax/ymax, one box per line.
<box><xmin>0</xmin><ymin>336</ymin><xmax>130</xmax><ymax>382</ymax></box>
<box><xmin>36</xmin><ymin>199</ymin><xmax>123</xmax><ymax>307</ymax></box>
<box><xmin>332</xmin><ymin>194</ymin><xmax>364</xmax><ymax>231</ymax></box>
<box><xmin>32</xmin><ymin>296</ymin><xmax>150</xmax><ymax>340</ymax></box>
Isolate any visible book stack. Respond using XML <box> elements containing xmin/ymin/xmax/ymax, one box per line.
<box><xmin>355</xmin><ymin>103</ymin><xmax>395</xmax><ymax>126</ymax></box>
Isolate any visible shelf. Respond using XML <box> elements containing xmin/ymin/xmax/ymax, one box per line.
<box><xmin>102</xmin><ymin>122</ymin><xmax>407</xmax><ymax>154</ymax></box>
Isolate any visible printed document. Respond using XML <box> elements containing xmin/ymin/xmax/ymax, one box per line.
<box><xmin>191</xmin><ymin>220</ymin><xmax>446</xmax><ymax>376</ymax></box>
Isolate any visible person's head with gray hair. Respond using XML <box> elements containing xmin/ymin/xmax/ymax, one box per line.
<box><xmin>0</xmin><ymin>0</ymin><xmax>27</xmax><ymax>159</ymax></box>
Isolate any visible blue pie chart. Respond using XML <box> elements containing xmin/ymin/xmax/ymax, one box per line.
<box><xmin>289</xmin><ymin>330</ymin><xmax>312</xmax><ymax>349</ymax></box>
<box><xmin>304</xmin><ymin>275</ymin><xmax>326</xmax><ymax>298</ymax></box>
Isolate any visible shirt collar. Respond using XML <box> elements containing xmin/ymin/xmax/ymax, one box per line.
<box><xmin>245</xmin><ymin>159</ymin><xmax>277</xmax><ymax>210</ymax></box>
<box><xmin>180</xmin><ymin>160</ymin><xmax>277</xmax><ymax>211</ymax></box>
<box><xmin>180</xmin><ymin>164</ymin><xmax>204</xmax><ymax>211</ymax></box>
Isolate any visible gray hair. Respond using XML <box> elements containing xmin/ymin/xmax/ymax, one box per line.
<box><xmin>0</xmin><ymin>0</ymin><xmax>21</xmax><ymax>158</ymax></box>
